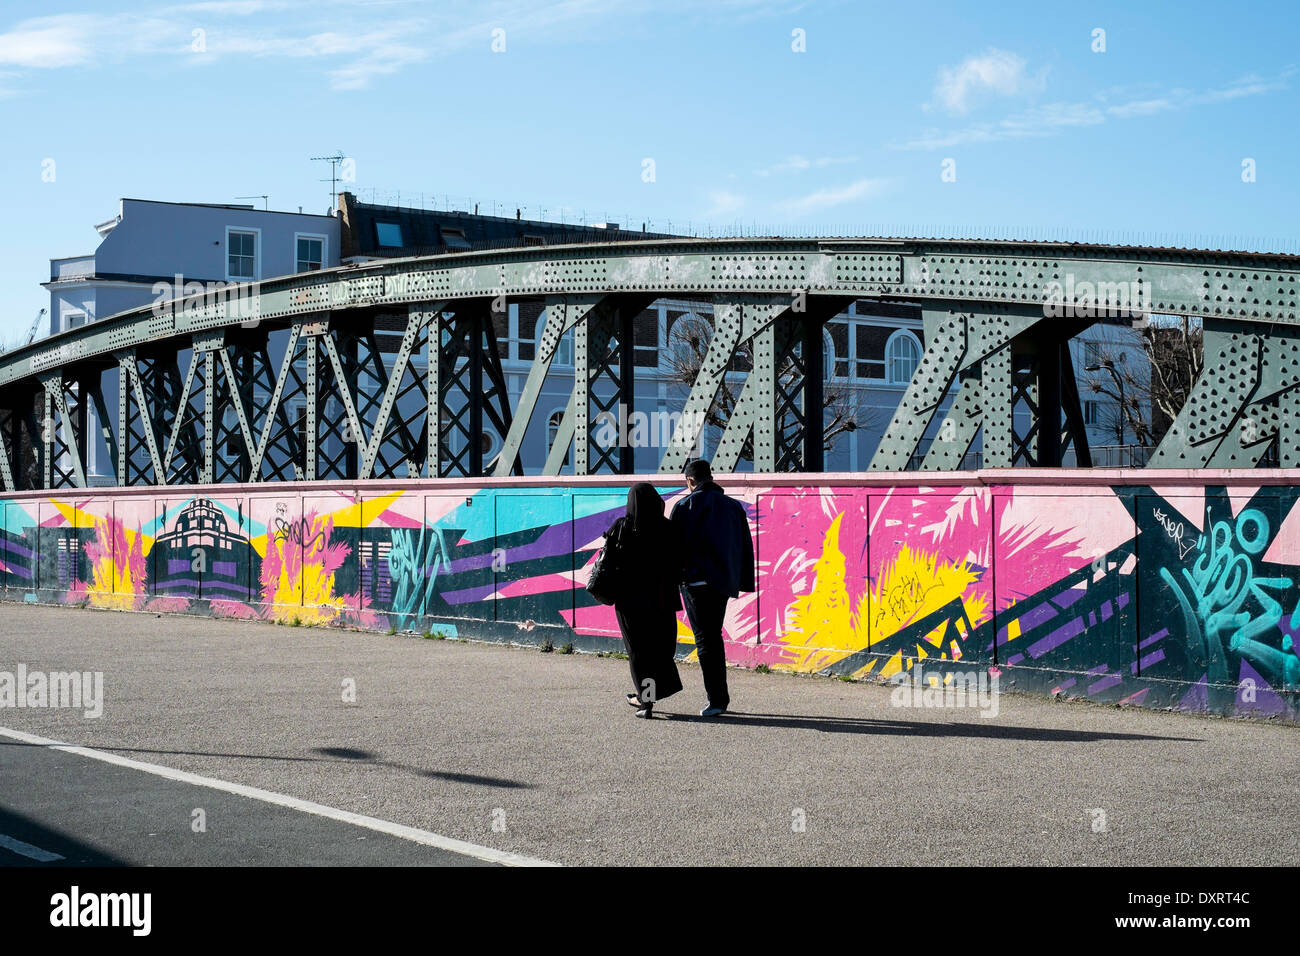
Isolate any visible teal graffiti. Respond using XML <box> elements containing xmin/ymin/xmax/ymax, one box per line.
<box><xmin>1161</xmin><ymin>508</ymin><xmax>1293</xmax><ymax>697</ymax></box>
<box><xmin>388</xmin><ymin>526</ymin><xmax>449</xmax><ymax>625</ymax></box>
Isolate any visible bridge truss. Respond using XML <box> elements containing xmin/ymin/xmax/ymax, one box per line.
<box><xmin>3</xmin><ymin>237</ymin><xmax>1298</xmax><ymax>490</ymax></box>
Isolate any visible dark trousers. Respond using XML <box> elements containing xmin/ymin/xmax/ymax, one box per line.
<box><xmin>681</xmin><ymin>584</ymin><xmax>730</xmax><ymax>709</ymax></box>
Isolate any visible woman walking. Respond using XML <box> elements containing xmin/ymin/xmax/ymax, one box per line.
<box><xmin>605</xmin><ymin>483</ymin><xmax>684</xmax><ymax>718</ymax></box>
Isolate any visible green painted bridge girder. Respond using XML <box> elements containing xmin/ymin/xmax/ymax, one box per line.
<box><xmin>2</xmin><ymin>236</ymin><xmax>1298</xmax><ymax>489</ymax></box>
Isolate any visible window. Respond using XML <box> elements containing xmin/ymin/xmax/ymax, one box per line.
<box><xmin>852</xmin><ymin>323</ymin><xmax>886</xmax><ymax>380</ymax></box>
<box><xmin>514</xmin><ymin>303</ymin><xmax>540</xmax><ymax>361</ymax></box>
<box><xmin>375</xmin><ymin>222</ymin><xmax>404</xmax><ymax>248</ymax></box>
<box><xmin>1084</xmin><ymin>400</ymin><xmax>1100</xmax><ymax>425</ymax></box>
<box><xmin>65</xmin><ymin>311</ymin><xmax>86</xmax><ymax>330</ymax></box>
<box><xmin>826</xmin><ymin>322</ymin><xmax>849</xmax><ymax>378</ymax></box>
<box><xmin>1084</xmin><ymin>342</ymin><xmax>1102</xmax><ymax>367</ymax></box>
<box><xmin>440</xmin><ymin>227</ymin><xmax>470</xmax><ymax>251</ymax></box>
<box><xmin>886</xmin><ymin>331</ymin><xmax>921</xmax><ymax>384</ymax></box>
<box><xmin>227</xmin><ymin>228</ymin><xmax>259</xmax><ymax>280</ymax></box>
<box><xmin>481</xmin><ymin>430</ymin><xmax>500</xmax><ymax>466</ymax></box>
<box><xmin>541</xmin><ymin>323</ymin><xmax>574</xmax><ymax>366</ymax></box>
<box><xmin>296</xmin><ymin>235</ymin><xmax>325</xmax><ymax>272</ymax></box>
<box><xmin>633</xmin><ymin>309</ymin><xmax>660</xmax><ymax>368</ymax></box>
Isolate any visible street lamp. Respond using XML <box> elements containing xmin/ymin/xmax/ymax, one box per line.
<box><xmin>1085</xmin><ymin>360</ymin><xmax>1126</xmax><ymax>448</ymax></box>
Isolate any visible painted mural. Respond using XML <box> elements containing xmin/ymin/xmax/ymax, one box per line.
<box><xmin>2</xmin><ymin>479</ymin><xmax>1298</xmax><ymax>721</ymax></box>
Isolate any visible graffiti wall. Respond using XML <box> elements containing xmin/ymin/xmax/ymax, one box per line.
<box><xmin>2</xmin><ymin>474</ymin><xmax>1298</xmax><ymax>721</ymax></box>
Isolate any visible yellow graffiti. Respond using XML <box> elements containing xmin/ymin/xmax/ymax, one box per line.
<box><xmin>262</xmin><ymin>513</ymin><xmax>346</xmax><ymax>624</ymax></box>
<box><xmin>779</xmin><ymin>516</ymin><xmax>989</xmax><ymax>676</ymax></box>
<box><xmin>85</xmin><ymin>516</ymin><xmax>144</xmax><ymax>611</ymax></box>
<box><xmin>868</xmin><ymin>545</ymin><xmax>987</xmax><ymax>648</ymax></box>
<box><xmin>782</xmin><ymin>514</ymin><xmax>861</xmax><ymax>672</ymax></box>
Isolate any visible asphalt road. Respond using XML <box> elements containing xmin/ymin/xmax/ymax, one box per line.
<box><xmin>0</xmin><ymin>603</ymin><xmax>1295</xmax><ymax>866</ymax></box>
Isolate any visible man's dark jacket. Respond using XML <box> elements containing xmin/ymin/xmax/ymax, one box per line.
<box><xmin>669</xmin><ymin>482</ymin><xmax>755</xmax><ymax>598</ymax></box>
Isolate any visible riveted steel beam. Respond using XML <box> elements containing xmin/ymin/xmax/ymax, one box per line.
<box><xmin>871</xmin><ymin>304</ymin><xmax>1045</xmax><ymax>470</ymax></box>
<box><xmin>358</xmin><ymin>303</ymin><xmax>443</xmax><ymax>479</ymax></box>
<box><xmin>6</xmin><ymin>239</ymin><xmax>1300</xmax><ymax>483</ymax></box>
<box><xmin>495</xmin><ymin>296</ymin><xmax>595</xmax><ymax>477</ymax></box>
<box><xmin>0</xmin><ymin>406</ymin><xmax>16</xmax><ymax>492</ymax></box>
<box><xmin>1149</xmin><ymin>319</ymin><xmax>1300</xmax><ymax>467</ymax></box>
<box><xmin>571</xmin><ymin>294</ymin><xmax>654</xmax><ymax>476</ymax></box>
<box><xmin>249</xmin><ymin>324</ymin><xmax>305</xmax><ymax>481</ymax></box>
<box><xmin>41</xmin><ymin>374</ymin><xmax>86</xmax><ymax>489</ymax></box>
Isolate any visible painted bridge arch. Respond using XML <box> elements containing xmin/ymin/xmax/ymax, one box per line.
<box><xmin>4</xmin><ymin>236</ymin><xmax>1299</xmax><ymax>489</ymax></box>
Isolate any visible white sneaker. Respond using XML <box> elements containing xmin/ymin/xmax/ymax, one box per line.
<box><xmin>699</xmin><ymin>704</ymin><xmax>727</xmax><ymax>717</ymax></box>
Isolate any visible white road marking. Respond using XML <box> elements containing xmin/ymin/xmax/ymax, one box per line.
<box><xmin>0</xmin><ymin>832</ymin><xmax>64</xmax><ymax>862</ymax></box>
<box><xmin>0</xmin><ymin>726</ymin><xmax>558</xmax><ymax>867</ymax></box>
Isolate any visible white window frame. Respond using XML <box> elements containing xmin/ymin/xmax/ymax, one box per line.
<box><xmin>294</xmin><ymin>232</ymin><xmax>328</xmax><ymax>273</ymax></box>
<box><xmin>64</xmin><ymin>310</ymin><xmax>87</xmax><ymax>331</ymax></box>
<box><xmin>541</xmin><ymin>320</ymin><xmax>574</xmax><ymax>367</ymax></box>
<box><xmin>225</xmin><ymin>226</ymin><xmax>262</xmax><ymax>282</ymax></box>
<box><xmin>546</xmin><ymin>407</ymin><xmax>571</xmax><ymax>467</ymax></box>
<box><xmin>885</xmin><ymin>329</ymin><xmax>922</xmax><ymax>386</ymax></box>
<box><xmin>823</xmin><ymin>328</ymin><xmax>838</xmax><ymax>381</ymax></box>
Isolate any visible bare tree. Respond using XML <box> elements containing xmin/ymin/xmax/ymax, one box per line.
<box><xmin>663</xmin><ymin>312</ymin><xmax>870</xmax><ymax>462</ymax></box>
<box><xmin>1080</xmin><ymin>316</ymin><xmax>1203</xmax><ymax>448</ymax></box>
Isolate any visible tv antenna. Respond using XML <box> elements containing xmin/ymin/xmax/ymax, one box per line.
<box><xmin>234</xmin><ymin>195</ymin><xmax>268</xmax><ymax>210</ymax></box>
<box><xmin>311</xmin><ymin>151</ymin><xmax>348</xmax><ymax>210</ymax></box>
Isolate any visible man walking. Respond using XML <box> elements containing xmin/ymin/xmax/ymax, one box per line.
<box><xmin>670</xmin><ymin>459</ymin><xmax>755</xmax><ymax>717</ymax></box>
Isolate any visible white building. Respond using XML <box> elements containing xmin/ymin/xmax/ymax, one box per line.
<box><xmin>41</xmin><ymin>199</ymin><xmax>341</xmax><ymax>482</ymax></box>
<box><xmin>44</xmin><ymin>198</ymin><xmax>339</xmax><ymax>337</ymax></box>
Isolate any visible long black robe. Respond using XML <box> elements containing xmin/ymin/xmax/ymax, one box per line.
<box><xmin>607</xmin><ymin>484</ymin><xmax>684</xmax><ymax>704</ymax></box>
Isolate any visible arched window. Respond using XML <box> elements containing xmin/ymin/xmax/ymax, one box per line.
<box><xmin>886</xmin><ymin>330</ymin><xmax>921</xmax><ymax>385</ymax></box>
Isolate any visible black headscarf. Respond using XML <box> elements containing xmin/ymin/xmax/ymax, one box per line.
<box><xmin>626</xmin><ymin>482</ymin><xmax>665</xmax><ymax>532</ymax></box>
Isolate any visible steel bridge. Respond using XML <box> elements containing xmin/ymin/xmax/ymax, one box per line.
<box><xmin>3</xmin><ymin>236</ymin><xmax>1298</xmax><ymax>491</ymax></box>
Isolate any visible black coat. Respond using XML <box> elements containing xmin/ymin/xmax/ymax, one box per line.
<box><xmin>604</xmin><ymin>515</ymin><xmax>683</xmax><ymax>615</ymax></box>
<box><xmin>669</xmin><ymin>482</ymin><xmax>755</xmax><ymax>598</ymax></box>
<box><xmin>605</xmin><ymin>490</ymin><xmax>685</xmax><ymax>704</ymax></box>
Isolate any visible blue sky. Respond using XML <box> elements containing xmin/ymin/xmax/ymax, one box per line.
<box><xmin>1</xmin><ymin>0</ymin><xmax>1297</xmax><ymax>341</ymax></box>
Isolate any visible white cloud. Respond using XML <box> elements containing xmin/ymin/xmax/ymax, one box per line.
<box><xmin>753</xmin><ymin>154</ymin><xmax>857</xmax><ymax>177</ymax></box>
<box><xmin>932</xmin><ymin>49</ymin><xmax>1044</xmax><ymax>114</ymax></box>
<box><xmin>896</xmin><ymin>69</ymin><xmax>1292</xmax><ymax>150</ymax></box>
<box><xmin>776</xmin><ymin>178</ymin><xmax>887</xmax><ymax>216</ymax></box>
<box><xmin>0</xmin><ymin>16</ymin><xmax>97</xmax><ymax>68</ymax></box>
<box><xmin>703</xmin><ymin>190</ymin><xmax>745</xmax><ymax>217</ymax></box>
<box><xmin>0</xmin><ymin>0</ymin><xmax>704</xmax><ymax>91</ymax></box>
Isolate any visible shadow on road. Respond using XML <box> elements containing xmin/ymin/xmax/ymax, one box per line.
<box><xmin>0</xmin><ymin>805</ymin><xmax>127</xmax><ymax>866</ymax></box>
<box><xmin>657</xmin><ymin>711</ymin><xmax>1202</xmax><ymax>742</ymax></box>
<box><xmin>0</xmin><ymin>740</ymin><xmax>534</xmax><ymax>790</ymax></box>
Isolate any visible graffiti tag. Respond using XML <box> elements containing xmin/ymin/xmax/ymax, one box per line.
<box><xmin>874</xmin><ymin>570</ymin><xmax>945</xmax><ymax>628</ymax></box>
<box><xmin>272</xmin><ymin>515</ymin><xmax>327</xmax><ymax>551</ymax></box>
<box><xmin>1153</xmin><ymin>507</ymin><xmax>1199</xmax><ymax>561</ymax></box>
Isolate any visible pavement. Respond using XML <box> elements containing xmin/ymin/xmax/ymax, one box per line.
<box><xmin>0</xmin><ymin>603</ymin><xmax>1296</xmax><ymax>866</ymax></box>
